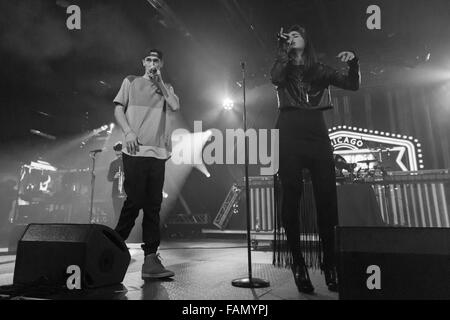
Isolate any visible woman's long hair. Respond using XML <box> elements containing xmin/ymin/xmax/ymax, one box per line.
<box><xmin>286</xmin><ymin>25</ymin><xmax>318</xmax><ymax>72</ymax></box>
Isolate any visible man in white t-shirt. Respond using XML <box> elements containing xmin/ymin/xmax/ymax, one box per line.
<box><xmin>113</xmin><ymin>49</ymin><xmax>180</xmax><ymax>279</ymax></box>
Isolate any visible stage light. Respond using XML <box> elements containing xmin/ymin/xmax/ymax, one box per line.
<box><xmin>222</xmin><ymin>98</ymin><xmax>234</xmax><ymax>111</ymax></box>
<box><xmin>93</xmin><ymin>124</ymin><xmax>110</xmax><ymax>135</ymax></box>
<box><xmin>30</xmin><ymin>129</ymin><xmax>56</xmax><ymax>140</ymax></box>
<box><xmin>195</xmin><ymin>164</ymin><xmax>211</xmax><ymax>178</ymax></box>
<box><xmin>28</xmin><ymin>160</ymin><xmax>57</xmax><ymax>172</ymax></box>
<box><xmin>107</xmin><ymin>123</ymin><xmax>115</xmax><ymax>134</ymax></box>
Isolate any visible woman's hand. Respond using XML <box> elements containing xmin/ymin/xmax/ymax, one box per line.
<box><xmin>277</xmin><ymin>27</ymin><xmax>292</xmax><ymax>50</ymax></box>
<box><xmin>337</xmin><ymin>51</ymin><xmax>356</xmax><ymax>63</ymax></box>
<box><xmin>277</xmin><ymin>27</ymin><xmax>289</xmax><ymax>41</ymax></box>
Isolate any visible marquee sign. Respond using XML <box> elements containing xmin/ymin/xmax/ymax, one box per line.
<box><xmin>328</xmin><ymin>126</ymin><xmax>423</xmax><ymax>172</ymax></box>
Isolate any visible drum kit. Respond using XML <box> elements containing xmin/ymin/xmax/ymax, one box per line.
<box><xmin>334</xmin><ymin>148</ymin><xmax>391</xmax><ymax>184</ymax></box>
<box><xmin>14</xmin><ymin>147</ymin><xmax>122</xmax><ymax>224</ymax></box>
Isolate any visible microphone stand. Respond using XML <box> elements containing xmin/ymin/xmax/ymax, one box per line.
<box><xmin>88</xmin><ymin>150</ymin><xmax>100</xmax><ymax>223</ymax></box>
<box><xmin>12</xmin><ymin>164</ymin><xmax>26</xmax><ymax>224</ymax></box>
<box><xmin>231</xmin><ymin>62</ymin><xmax>270</xmax><ymax>289</ymax></box>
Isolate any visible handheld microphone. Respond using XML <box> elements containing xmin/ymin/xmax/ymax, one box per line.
<box><xmin>149</xmin><ymin>68</ymin><xmax>159</xmax><ymax>77</ymax></box>
<box><xmin>89</xmin><ymin>149</ymin><xmax>103</xmax><ymax>154</ymax></box>
<box><xmin>149</xmin><ymin>68</ymin><xmax>159</xmax><ymax>81</ymax></box>
<box><xmin>277</xmin><ymin>31</ymin><xmax>289</xmax><ymax>42</ymax></box>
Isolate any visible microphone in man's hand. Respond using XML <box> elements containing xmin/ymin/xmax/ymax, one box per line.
<box><xmin>150</xmin><ymin>68</ymin><xmax>159</xmax><ymax>78</ymax></box>
<box><xmin>150</xmin><ymin>68</ymin><xmax>160</xmax><ymax>81</ymax></box>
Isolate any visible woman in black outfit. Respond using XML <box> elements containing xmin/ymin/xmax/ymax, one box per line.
<box><xmin>271</xmin><ymin>25</ymin><xmax>360</xmax><ymax>293</ymax></box>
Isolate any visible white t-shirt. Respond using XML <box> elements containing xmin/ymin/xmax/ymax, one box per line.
<box><xmin>114</xmin><ymin>75</ymin><xmax>178</xmax><ymax>159</ymax></box>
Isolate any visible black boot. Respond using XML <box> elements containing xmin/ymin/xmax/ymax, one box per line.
<box><xmin>323</xmin><ymin>266</ymin><xmax>338</xmax><ymax>292</ymax></box>
<box><xmin>291</xmin><ymin>261</ymin><xmax>314</xmax><ymax>294</ymax></box>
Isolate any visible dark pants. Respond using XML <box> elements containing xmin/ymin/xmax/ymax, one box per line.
<box><xmin>114</xmin><ymin>153</ymin><xmax>166</xmax><ymax>255</ymax></box>
<box><xmin>278</xmin><ymin>147</ymin><xmax>338</xmax><ymax>270</ymax></box>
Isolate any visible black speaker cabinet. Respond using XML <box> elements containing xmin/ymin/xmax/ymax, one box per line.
<box><xmin>13</xmin><ymin>224</ymin><xmax>130</xmax><ymax>289</ymax></box>
<box><xmin>8</xmin><ymin>224</ymin><xmax>28</xmax><ymax>253</ymax></box>
<box><xmin>336</xmin><ymin>227</ymin><xmax>450</xmax><ymax>300</ymax></box>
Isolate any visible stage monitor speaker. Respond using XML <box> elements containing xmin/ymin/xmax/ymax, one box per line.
<box><xmin>336</xmin><ymin>227</ymin><xmax>450</xmax><ymax>300</ymax></box>
<box><xmin>13</xmin><ymin>223</ymin><xmax>130</xmax><ymax>289</ymax></box>
<box><xmin>8</xmin><ymin>224</ymin><xmax>28</xmax><ymax>253</ymax></box>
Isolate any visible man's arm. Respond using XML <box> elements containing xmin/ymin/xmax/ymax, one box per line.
<box><xmin>114</xmin><ymin>104</ymin><xmax>132</xmax><ymax>135</ymax></box>
<box><xmin>114</xmin><ymin>104</ymin><xmax>140</xmax><ymax>155</ymax></box>
<box><xmin>153</xmin><ymin>72</ymin><xmax>180</xmax><ymax>111</ymax></box>
<box><xmin>160</xmin><ymin>82</ymin><xmax>180</xmax><ymax>111</ymax></box>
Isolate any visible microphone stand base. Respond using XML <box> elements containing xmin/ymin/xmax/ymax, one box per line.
<box><xmin>231</xmin><ymin>277</ymin><xmax>270</xmax><ymax>288</ymax></box>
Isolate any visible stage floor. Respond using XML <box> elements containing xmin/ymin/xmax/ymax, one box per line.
<box><xmin>0</xmin><ymin>239</ymin><xmax>338</xmax><ymax>300</ymax></box>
